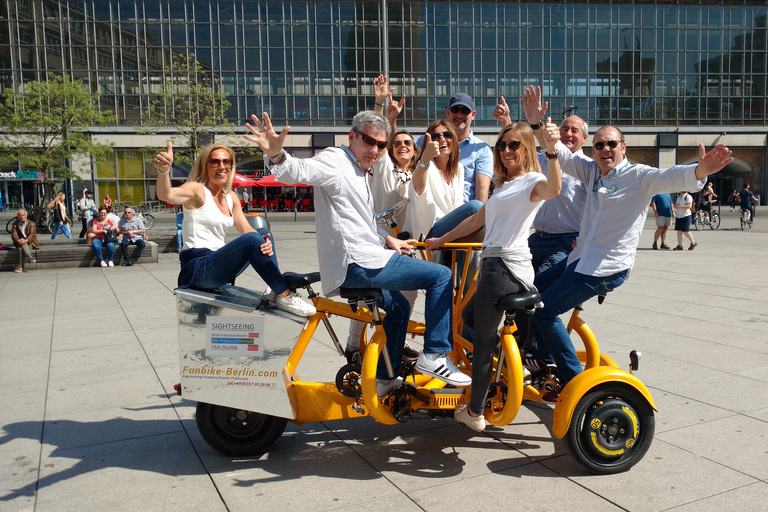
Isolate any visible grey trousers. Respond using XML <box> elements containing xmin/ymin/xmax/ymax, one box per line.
<box><xmin>461</xmin><ymin>257</ymin><xmax>523</xmax><ymax>415</ymax></box>
<box><xmin>16</xmin><ymin>243</ymin><xmax>33</xmax><ymax>267</ymax></box>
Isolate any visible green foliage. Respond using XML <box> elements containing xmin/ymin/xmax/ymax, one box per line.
<box><xmin>141</xmin><ymin>53</ymin><xmax>235</xmax><ymax>163</ymax></box>
<box><xmin>0</xmin><ymin>74</ymin><xmax>115</xmax><ymax>186</ymax></box>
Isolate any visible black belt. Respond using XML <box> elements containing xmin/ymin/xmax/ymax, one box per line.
<box><xmin>533</xmin><ymin>231</ymin><xmax>579</xmax><ymax>238</ymax></box>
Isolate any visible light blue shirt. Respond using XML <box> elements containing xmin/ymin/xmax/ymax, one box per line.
<box><xmin>555</xmin><ymin>141</ymin><xmax>705</xmax><ymax>277</ymax></box>
<box><xmin>533</xmin><ymin>151</ymin><xmax>588</xmax><ymax>235</ymax></box>
<box><xmin>416</xmin><ymin>131</ymin><xmax>493</xmax><ymax>202</ymax></box>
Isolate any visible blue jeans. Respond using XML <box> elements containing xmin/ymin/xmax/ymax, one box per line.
<box><xmin>192</xmin><ymin>230</ymin><xmax>289</xmax><ymax>294</ymax></box>
<box><xmin>530</xmin><ymin>259</ymin><xmax>629</xmax><ymax>383</ymax></box>
<box><xmin>91</xmin><ymin>238</ymin><xmax>116</xmax><ymax>262</ymax></box>
<box><xmin>528</xmin><ymin>231</ymin><xmax>578</xmax><ymax>274</ymax></box>
<box><xmin>426</xmin><ymin>200</ymin><xmax>484</xmax><ymax>239</ymax></box>
<box><xmin>51</xmin><ymin>222</ymin><xmax>72</xmax><ymax>239</ymax></box>
<box><xmin>342</xmin><ymin>255</ymin><xmax>453</xmax><ymax>380</ymax></box>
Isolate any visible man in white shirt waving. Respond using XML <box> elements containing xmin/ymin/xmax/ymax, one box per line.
<box><xmin>245</xmin><ymin>110</ymin><xmax>471</xmax><ymax>398</ymax></box>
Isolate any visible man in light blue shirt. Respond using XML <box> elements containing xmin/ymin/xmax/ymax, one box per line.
<box><xmin>417</xmin><ymin>93</ymin><xmax>493</xmax><ymax>203</ymax></box>
<box><xmin>529</xmin><ymin>122</ymin><xmax>733</xmax><ymax>401</ymax></box>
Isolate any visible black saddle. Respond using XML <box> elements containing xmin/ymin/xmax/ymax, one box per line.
<box><xmin>283</xmin><ymin>272</ymin><xmax>321</xmax><ymax>290</ymax></box>
<box><xmin>496</xmin><ymin>290</ymin><xmax>541</xmax><ymax>312</ymax></box>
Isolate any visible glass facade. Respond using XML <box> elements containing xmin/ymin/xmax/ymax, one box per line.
<box><xmin>1</xmin><ymin>0</ymin><xmax>766</xmax><ymax>127</ymax></box>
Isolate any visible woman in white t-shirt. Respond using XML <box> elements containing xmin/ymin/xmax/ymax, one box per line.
<box><xmin>425</xmin><ymin>119</ymin><xmax>562</xmax><ymax>432</ymax></box>
<box><xmin>673</xmin><ymin>190</ymin><xmax>697</xmax><ymax>250</ymax></box>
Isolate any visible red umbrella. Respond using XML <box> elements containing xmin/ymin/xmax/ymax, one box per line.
<box><xmin>253</xmin><ymin>174</ymin><xmax>311</xmax><ymax>188</ymax></box>
<box><xmin>232</xmin><ymin>173</ymin><xmax>258</xmax><ymax>188</ymax></box>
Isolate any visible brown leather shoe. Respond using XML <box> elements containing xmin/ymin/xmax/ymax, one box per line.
<box><xmin>14</xmin><ymin>266</ymin><xmax>23</xmax><ymax>273</ymax></box>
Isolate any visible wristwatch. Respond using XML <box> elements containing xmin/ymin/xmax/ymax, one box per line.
<box><xmin>417</xmin><ymin>160</ymin><xmax>429</xmax><ymax>169</ymax></box>
<box><xmin>529</xmin><ymin>121</ymin><xmax>542</xmax><ymax>130</ymax></box>
<box><xmin>545</xmin><ymin>152</ymin><xmax>558</xmax><ymax>160</ymax></box>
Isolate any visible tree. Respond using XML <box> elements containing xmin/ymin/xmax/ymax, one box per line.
<box><xmin>0</xmin><ymin>74</ymin><xmax>116</xmax><ymax>212</ymax></box>
<box><xmin>142</xmin><ymin>53</ymin><xmax>234</xmax><ymax>163</ymax></box>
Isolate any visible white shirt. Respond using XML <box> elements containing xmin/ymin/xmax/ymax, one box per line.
<box><xmin>404</xmin><ymin>161</ymin><xmax>464</xmax><ymax>241</ymax></box>
<box><xmin>369</xmin><ymin>156</ymin><xmax>411</xmax><ymax>235</ymax></box>
<box><xmin>267</xmin><ymin>146</ymin><xmax>395</xmax><ymax>296</ymax></box>
<box><xmin>484</xmin><ymin>172</ymin><xmax>546</xmax><ymax>250</ymax></box>
<box><xmin>555</xmin><ymin>141</ymin><xmax>705</xmax><ymax>277</ymax></box>
<box><xmin>533</xmin><ymin>151</ymin><xmax>588</xmax><ymax>234</ymax></box>
<box><xmin>674</xmin><ymin>193</ymin><xmax>693</xmax><ymax>218</ymax></box>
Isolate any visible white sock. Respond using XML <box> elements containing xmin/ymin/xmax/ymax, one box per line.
<box><xmin>423</xmin><ymin>352</ymin><xmax>441</xmax><ymax>362</ymax></box>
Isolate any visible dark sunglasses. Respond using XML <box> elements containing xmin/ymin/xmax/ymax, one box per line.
<box><xmin>354</xmin><ymin>129</ymin><xmax>388</xmax><ymax>149</ymax></box>
<box><xmin>431</xmin><ymin>130</ymin><xmax>454</xmax><ymax>141</ymax></box>
<box><xmin>496</xmin><ymin>140</ymin><xmax>522</xmax><ymax>152</ymax></box>
<box><xmin>449</xmin><ymin>106</ymin><xmax>472</xmax><ymax>115</ymax></box>
<box><xmin>593</xmin><ymin>140</ymin><xmax>621</xmax><ymax>151</ymax></box>
<box><xmin>393</xmin><ymin>139</ymin><xmax>413</xmax><ymax>147</ymax></box>
<box><xmin>206</xmin><ymin>158</ymin><xmax>233</xmax><ymax>168</ymax></box>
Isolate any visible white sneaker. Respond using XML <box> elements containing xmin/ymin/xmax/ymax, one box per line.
<box><xmin>100</xmin><ymin>261</ymin><xmax>107</xmax><ymax>267</ymax></box>
<box><xmin>263</xmin><ymin>286</ymin><xmax>276</xmax><ymax>303</ymax></box>
<box><xmin>455</xmin><ymin>405</ymin><xmax>486</xmax><ymax>432</ymax></box>
<box><xmin>416</xmin><ymin>352</ymin><xmax>472</xmax><ymax>386</ymax></box>
<box><xmin>376</xmin><ymin>377</ymin><xmax>403</xmax><ymax>398</ymax></box>
<box><xmin>275</xmin><ymin>292</ymin><xmax>316</xmax><ymax>317</ymax></box>
<box><xmin>107</xmin><ymin>261</ymin><xmax>114</xmax><ymax>267</ymax></box>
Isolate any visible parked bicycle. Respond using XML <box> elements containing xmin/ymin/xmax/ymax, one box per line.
<box><xmin>5</xmin><ymin>206</ymin><xmax>54</xmax><ymax>234</ymax></box>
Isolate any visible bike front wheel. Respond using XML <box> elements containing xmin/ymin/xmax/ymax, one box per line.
<box><xmin>693</xmin><ymin>214</ymin><xmax>703</xmax><ymax>231</ymax></box>
<box><xmin>740</xmin><ymin>215</ymin><xmax>746</xmax><ymax>230</ymax></box>
<box><xmin>564</xmin><ymin>383</ymin><xmax>655</xmax><ymax>475</ymax></box>
<box><xmin>5</xmin><ymin>217</ymin><xmax>14</xmax><ymax>233</ymax></box>
<box><xmin>195</xmin><ymin>402</ymin><xmax>287</xmax><ymax>456</ymax></box>
<box><xmin>142</xmin><ymin>214</ymin><xmax>155</xmax><ymax>230</ymax></box>
<box><xmin>709</xmin><ymin>213</ymin><xmax>720</xmax><ymax>229</ymax></box>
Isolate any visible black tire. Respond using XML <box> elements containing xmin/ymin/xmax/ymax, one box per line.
<box><xmin>195</xmin><ymin>402</ymin><xmax>287</xmax><ymax>456</ymax></box>
<box><xmin>693</xmin><ymin>214</ymin><xmax>703</xmax><ymax>231</ymax></box>
<box><xmin>740</xmin><ymin>215</ymin><xmax>746</xmax><ymax>230</ymax></box>
<box><xmin>143</xmin><ymin>214</ymin><xmax>155</xmax><ymax>230</ymax></box>
<box><xmin>709</xmin><ymin>213</ymin><xmax>720</xmax><ymax>229</ymax></box>
<box><xmin>5</xmin><ymin>217</ymin><xmax>14</xmax><ymax>233</ymax></box>
<box><xmin>563</xmin><ymin>384</ymin><xmax>655</xmax><ymax>475</ymax></box>
<box><xmin>47</xmin><ymin>220</ymin><xmax>56</xmax><ymax>234</ymax></box>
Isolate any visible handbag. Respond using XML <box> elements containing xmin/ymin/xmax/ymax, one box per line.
<box><xmin>103</xmin><ymin>229</ymin><xmax>118</xmax><ymax>244</ymax></box>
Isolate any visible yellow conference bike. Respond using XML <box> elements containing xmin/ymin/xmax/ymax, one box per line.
<box><xmin>173</xmin><ymin>205</ymin><xmax>656</xmax><ymax>475</ymax></box>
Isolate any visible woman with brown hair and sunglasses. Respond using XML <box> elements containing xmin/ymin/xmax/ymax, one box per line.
<box><xmin>404</xmin><ymin>120</ymin><xmax>484</xmax><ymax>243</ymax></box>
<box><xmin>425</xmin><ymin>119</ymin><xmax>562</xmax><ymax>431</ymax></box>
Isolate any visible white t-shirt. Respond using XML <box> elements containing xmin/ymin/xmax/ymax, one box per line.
<box><xmin>483</xmin><ymin>172</ymin><xmax>547</xmax><ymax>250</ymax></box>
<box><xmin>404</xmin><ymin>161</ymin><xmax>464</xmax><ymax>241</ymax></box>
<box><xmin>674</xmin><ymin>193</ymin><xmax>692</xmax><ymax>219</ymax></box>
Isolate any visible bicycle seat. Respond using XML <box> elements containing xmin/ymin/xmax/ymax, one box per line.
<box><xmin>283</xmin><ymin>272</ymin><xmax>321</xmax><ymax>289</ymax></box>
<box><xmin>496</xmin><ymin>290</ymin><xmax>541</xmax><ymax>312</ymax></box>
<box><xmin>339</xmin><ymin>288</ymin><xmax>383</xmax><ymax>300</ymax></box>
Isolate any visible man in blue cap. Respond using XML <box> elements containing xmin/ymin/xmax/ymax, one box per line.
<box><xmin>417</xmin><ymin>93</ymin><xmax>493</xmax><ymax>203</ymax></box>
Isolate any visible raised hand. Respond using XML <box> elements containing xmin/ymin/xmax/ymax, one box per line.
<box><xmin>374</xmin><ymin>74</ymin><xmax>393</xmax><ymax>106</ymax></box>
<box><xmin>386</xmin><ymin>93</ymin><xmax>406</xmax><ymax>123</ymax></box>
<box><xmin>493</xmin><ymin>96</ymin><xmax>512</xmax><ymax>126</ymax></box>
<box><xmin>153</xmin><ymin>141</ymin><xmax>174</xmax><ymax>173</ymax></box>
<box><xmin>244</xmin><ymin>113</ymin><xmax>291</xmax><ymax>159</ymax></box>
<box><xmin>419</xmin><ymin>132</ymin><xmax>439</xmax><ymax>162</ymax></box>
<box><xmin>522</xmin><ymin>85</ymin><xmax>548</xmax><ymax>126</ymax></box>
<box><xmin>697</xmin><ymin>143</ymin><xmax>733</xmax><ymax>178</ymax></box>
<box><xmin>543</xmin><ymin>117</ymin><xmax>559</xmax><ymax>149</ymax></box>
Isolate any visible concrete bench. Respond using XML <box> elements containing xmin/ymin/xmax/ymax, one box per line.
<box><xmin>0</xmin><ymin>238</ymin><xmax>158</xmax><ymax>271</ymax></box>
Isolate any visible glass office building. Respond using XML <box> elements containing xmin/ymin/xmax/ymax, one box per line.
<box><xmin>0</xmin><ymin>0</ymin><xmax>766</xmax><ymax>207</ymax></box>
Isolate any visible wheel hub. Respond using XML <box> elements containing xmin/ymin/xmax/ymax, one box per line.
<box><xmin>584</xmin><ymin>398</ymin><xmax>639</xmax><ymax>458</ymax></box>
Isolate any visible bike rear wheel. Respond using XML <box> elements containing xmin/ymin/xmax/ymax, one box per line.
<box><xmin>709</xmin><ymin>212</ymin><xmax>720</xmax><ymax>229</ymax></box>
<box><xmin>740</xmin><ymin>214</ymin><xmax>746</xmax><ymax>230</ymax></box>
<box><xmin>693</xmin><ymin>214</ymin><xmax>703</xmax><ymax>231</ymax></box>
<box><xmin>142</xmin><ymin>214</ymin><xmax>155</xmax><ymax>230</ymax></box>
<box><xmin>195</xmin><ymin>402</ymin><xmax>287</xmax><ymax>456</ymax></box>
<box><xmin>5</xmin><ymin>217</ymin><xmax>14</xmax><ymax>233</ymax></box>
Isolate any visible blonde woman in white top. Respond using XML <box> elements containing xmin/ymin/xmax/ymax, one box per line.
<box><xmin>152</xmin><ymin>142</ymin><xmax>315</xmax><ymax>317</ymax></box>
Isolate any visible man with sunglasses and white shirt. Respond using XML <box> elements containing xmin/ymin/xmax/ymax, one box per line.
<box><xmin>524</xmin><ymin>119</ymin><xmax>733</xmax><ymax>401</ymax></box>
<box><xmin>246</xmin><ymin>110</ymin><xmax>472</xmax><ymax>398</ymax></box>
<box><xmin>417</xmin><ymin>93</ymin><xmax>493</xmax><ymax>203</ymax></box>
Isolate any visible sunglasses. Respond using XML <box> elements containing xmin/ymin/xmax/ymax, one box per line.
<box><xmin>449</xmin><ymin>106</ymin><xmax>472</xmax><ymax>115</ymax></box>
<box><xmin>393</xmin><ymin>139</ymin><xmax>413</xmax><ymax>148</ymax></box>
<box><xmin>206</xmin><ymin>158</ymin><xmax>233</xmax><ymax>168</ymax></box>
<box><xmin>354</xmin><ymin>129</ymin><xmax>388</xmax><ymax>149</ymax></box>
<box><xmin>593</xmin><ymin>140</ymin><xmax>621</xmax><ymax>151</ymax></box>
<box><xmin>431</xmin><ymin>130</ymin><xmax>454</xmax><ymax>141</ymax></box>
<box><xmin>496</xmin><ymin>140</ymin><xmax>522</xmax><ymax>152</ymax></box>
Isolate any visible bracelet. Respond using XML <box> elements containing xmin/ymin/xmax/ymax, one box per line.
<box><xmin>417</xmin><ymin>160</ymin><xmax>429</xmax><ymax>169</ymax></box>
<box><xmin>545</xmin><ymin>152</ymin><xmax>558</xmax><ymax>160</ymax></box>
<box><xmin>374</xmin><ymin>102</ymin><xmax>386</xmax><ymax>107</ymax></box>
<box><xmin>529</xmin><ymin>121</ymin><xmax>542</xmax><ymax>130</ymax></box>
<box><xmin>156</xmin><ymin>168</ymin><xmax>170</xmax><ymax>176</ymax></box>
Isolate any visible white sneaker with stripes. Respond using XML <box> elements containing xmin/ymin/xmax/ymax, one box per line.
<box><xmin>415</xmin><ymin>352</ymin><xmax>471</xmax><ymax>386</ymax></box>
